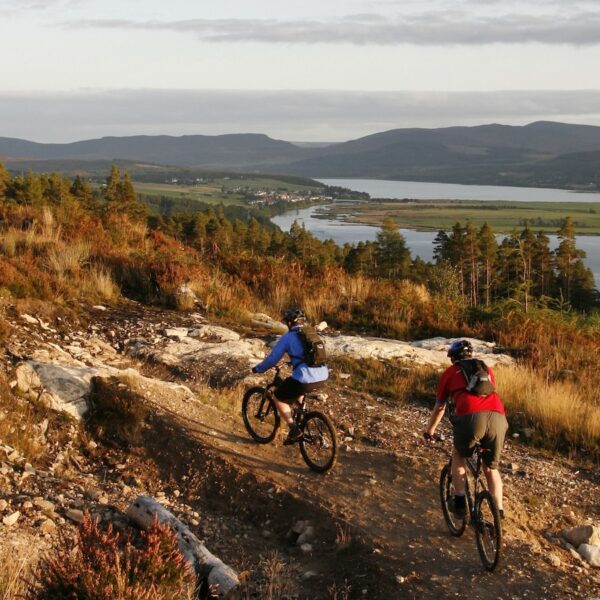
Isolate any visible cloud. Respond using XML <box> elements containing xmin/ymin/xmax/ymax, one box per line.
<box><xmin>2</xmin><ymin>89</ymin><xmax>600</xmax><ymax>143</ymax></box>
<box><xmin>67</xmin><ymin>10</ymin><xmax>600</xmax><ymax>46</ymax></box>
<box><xmin>0</xmin><ymin>0</ymin><xmax>82</xmax><ymax>15</ymax></box>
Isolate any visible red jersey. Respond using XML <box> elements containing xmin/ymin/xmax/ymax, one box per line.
<box><xmin>437</xmin><ymin>363</ymin><xmax>505</xmax><ymax>417</ymax></box>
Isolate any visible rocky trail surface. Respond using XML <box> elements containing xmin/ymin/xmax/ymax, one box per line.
<box><xmin>1</xmin><ymin>301</ymin><xmax>599</xmax><ymax>599</ymax></box>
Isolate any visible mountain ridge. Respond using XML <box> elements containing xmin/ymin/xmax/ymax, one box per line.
<box><xmin>3</xmin><ymin>121</ymin><xmax>600</xmax><ymax>188</ymax></box>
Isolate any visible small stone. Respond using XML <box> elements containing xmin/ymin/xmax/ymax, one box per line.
<box><xmin>547</xmin><ymin>554</ymin><xmax>561</xmax><ymax>567</ymax></box>
<box><xmin>98</xmin><ymin>496</ymin><xmax>109</xmax><ymax>506</ymax></box>
<box><xmin>511</xmin><ymin>433</ymin><xmax>520</xmax><ymax>439</ymax></box>
<box><xmin>173</xmin><ymin>490</ymin><xmax>180</xmax><ymax>498</ymax></box>
<box><xmin>261</xmin><ymin>530</ymin><xmax>271</xmax><ymax>539</ymax></box>
<box><xmin>65</xmin><ymin>509</ymin><xmax>84</xmax><ymax>524</ymax></box>
<box><xmin>0</xmin><ymin>499</ymin><xmax>8</xmax><ymax>512</ymax></box>
<box><xmin>40</xmin><ymin>519</ymin><xmax>57</xmax><ymax>535</ymax></box>
<box><xmin>395</xmin><ymin>575</ymin><xmax>406</xmax><ymax>584</ymax></box>
<box><xmin>297</xmin><ymin>526</ymin><xmax>315</xmax><ymax>545</ymax></box>
<box><xmin>300</xmin><ymin>543</ymin><xmax>313</xmax><ymax>554</ymax></box>
<box><xmin>3</xmin><ymin>511</ymin><xmax>21</xmax><ymax>526</ymax></box>
<box><xmin>302</xmin><ymin>571</ymin><xmax>318</xmax><ymax>580</ymax></box>
<box><xmin>84</xmin><ymin>489</ymin><xmax>100</xmax><ymax>501</ymax></box>
<box><xmin>87</xmin><ymin>441</ymin><xmax>98</xmax><ymax>450</ymax></box>
<box><xmin>291</xmin><ymin>520</ymin><xmax>306</xmax><ymax>534</ymax></box>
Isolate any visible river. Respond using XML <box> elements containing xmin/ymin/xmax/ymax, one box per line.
<box><xmin>317</xmin><ymin>178</ymin><xmax>600</xmax><ymax>203</ymax></box>
<box><xmin>272</xmin><ymin>204</ymin><xmax>600</xmax><ymax>287</ymax></box>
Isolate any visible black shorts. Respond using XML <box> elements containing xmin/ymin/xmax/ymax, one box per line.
<box><xmin>273</xmin><ymin>377</ymin><xmax>325</xmax><ymax>403</ymax></box>
<box><xmin>451</xmin><ymin>411</ymin><xmax>508</xmax><ymax>470</ymax></box>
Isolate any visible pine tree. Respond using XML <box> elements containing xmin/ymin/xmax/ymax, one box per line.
<box><xmin>478</xmin><ymin>222</ymin><xmax>497</xmax><ymax>306</ymax></box>
<box><xmin>24</xmin><ymin>171</ymin><xmax>43</xmax><ymax>206</ymax></box>
<box><xmin>533</xmin><ymin>231</ymin><xmax>554</xmax><ymax>298</ymax></box>
<box><xmin>433</xmin><ymin>230</ymin><xmax>451</xmax><ymax>263</ymax></box>
<box><xmin>555</xmin><ymin>217</ymin><xmax>584</xmax><ymax>304</ymax></box>
<box><xmin>464</xmin><ymin>220</ymin><xmax>480</xmax><ymax>306</ymax></box>
<box><xmin>0</xmin><ymin>162</ymin><xmax>10</xmax><ymax>202</ymax></box>
<box><xmin>447</xmin><ymin>222</ymin><xmax>467</xmax><ymax>296</ymax></box>
<box><xmin>374</xmin><ymin>216</ymin><xmax>410</xmax><ymax>279</ymax></box>
<box><xmin>518</xmin><ymin>224</ymin><xmax>537</xmax><ymax>311</ymax></box>
<box><xmin>70</xmin><ymin>176</ymin><xmax>97</xmax><ymax>211</ymax></box>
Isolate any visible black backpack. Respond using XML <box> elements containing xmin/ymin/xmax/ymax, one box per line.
<box><xmin>456</xmin><ymin>358</ymin><xmax>495</xmax><ymax>396</ymax></box>
<box><xmin>297</xmin><ymin>326</ymin><xmax>327</xmax><ymax>367</ymax></box>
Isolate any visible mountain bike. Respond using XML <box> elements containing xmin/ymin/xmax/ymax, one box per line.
<box><xmin>436</xmin><ymin>436</ymin><xmax>502</xmax><ymax>571</ymax></box>
<box><xmin>242</xmin><ymin>366</ymin><xmax>338</xmax><ymax>473</ymax></box>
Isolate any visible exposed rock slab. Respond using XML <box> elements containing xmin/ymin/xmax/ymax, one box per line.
<box><xmin>15</xmin><ymin>346</ymin><xmax>194</xmax><ymax>420</ymax></box>
<box><xmin>326</xmin><ymin>335</ymin><xmax>513</xmax><ymax>367</ymax></box>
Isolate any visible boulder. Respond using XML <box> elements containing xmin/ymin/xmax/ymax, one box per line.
<box><xmin>188</xmin><ymin>325</ymin><xmax>240</xmax><ymax>343</ymax></box>
<box><xmin>15</xmin><ymin>357</ymin><xmax>194</xmax><ymax>421</ymax></box>
<box><xmin>577</xmin><ymin>543</ymin><xmax>600</xmax><ymax>567</ymax></box>
<box><xmin>562</xmin><ymin>525</ymin><xmax>600</xmax><ymax>548</ymax></box>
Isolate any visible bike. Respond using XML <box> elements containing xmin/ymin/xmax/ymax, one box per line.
<box><xmin>437</xmin><ymin>437</ymin><xmax>502</xmax><ymax>571</ymax></box>
<box><xmin>242</xmin><ymin>366</ymin><xmax>338</xmax><ymax>473</ymax></box>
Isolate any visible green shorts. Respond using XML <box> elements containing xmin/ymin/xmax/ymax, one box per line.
<box><xmin>451</xmin><ymin>411</ymin><xmax>508</xmax><ymax>470</ymax></box>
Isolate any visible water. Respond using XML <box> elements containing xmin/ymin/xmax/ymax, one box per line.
<box><xmin>272</xmin><ymin>205</ymin><xmax>600</xmax><ymax>286</ymax></box>
<box><xmin>318</xmin><ymin>178</ymin><xmax>600</xmax><ymax>203</ymax></box>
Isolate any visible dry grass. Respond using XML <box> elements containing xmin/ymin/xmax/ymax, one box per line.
<box><xmin>0</xmin><ymin>544</ymin><xmax>34</xmax><ymax>600</ymax></box>
<box><xmin>79</xmin><ymin>265</ymin><xmax>119</xmax><ymax>301</ymax></box>
<box><xmin>331</xmin><ymin>357</ymin><xmax>438</xmax><ymax>403</ymax></box>
<box><xmin>195</xmin><ymin>380</ymin><xmax>248</xmax><ymax>416</ymax></box>
<box><xmin>241</xmin><ymin>553</ymin><xmax>296</xmax><ymax>600</ymax></box>
<box><xmin>496</xmin><ymin>364</ymin><xmax>600</xmax><ymax>455</ymax></box>
<box><xmin>46</xmin><ymin>241</ymin><xmax>90</xmax><ymax>277</ymax></box>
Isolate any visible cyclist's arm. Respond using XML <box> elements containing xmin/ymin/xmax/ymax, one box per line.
<box><xmin>425</xmin><ymin>401</ymin><xmax>446</xmax><ymax>437</ymax></box>
<box><xmin>253</xmin><ymin>334</ymin><xmax>290</xmax><ymax>373</ymax></box>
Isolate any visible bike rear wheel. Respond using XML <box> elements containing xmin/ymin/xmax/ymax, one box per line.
<box><xmin>299</xmin><ymin>411</ymin><xmax>338</xmax><ymax>473</ymax></box>
<box><xmin>242</xmin><ymin>387</ymin><xmax>280</xmax><ymax>443</ymax></box>
<box><xmin>474</xmin><ymin>490</ymin><xmax>502</xmax><ymax>571</ymax></box>
<box><xmin>439</xmin><ymin>462</ymin><xmax>467</xmax><ymax>537</ymax></box>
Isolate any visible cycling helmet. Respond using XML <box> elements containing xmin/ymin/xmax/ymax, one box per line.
<box><xmin>282</xmin><ymin>307</ymin><xmax>306</xmax><ymax>326</ymax></box>
<box><xmin>447</xmin><ymin>339</ymin><xmax>473</xmax><ymax>361</ymax></box>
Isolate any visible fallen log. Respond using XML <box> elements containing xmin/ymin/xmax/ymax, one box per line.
<box><xmin>127</xmin><ymin>496</ymin><xmax>239</xmax><ymax>597</ymax></box>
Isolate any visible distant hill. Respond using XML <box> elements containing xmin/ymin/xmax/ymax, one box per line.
<box><xmin>0</xmin><ymin>133</ymin><xmax>306</xmax><ymax>168</ymax></box>
<box><xmin>3</xmin><ymin>122</ymin><xmax>600</xmax><ymax>189</ymax></box>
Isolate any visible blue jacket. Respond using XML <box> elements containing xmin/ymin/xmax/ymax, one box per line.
<box><xmin>254</xmin><ymin>326</ymin><xmax>329</xmax><ymax>384</ymax></box>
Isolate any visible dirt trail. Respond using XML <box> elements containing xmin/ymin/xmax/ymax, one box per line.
<box><xmin>147</xmin><ymin>384</ymin><xmax>597</xmax><ymax>600</ymax></box>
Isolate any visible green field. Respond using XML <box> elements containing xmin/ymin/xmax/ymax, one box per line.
<box><xmin>318</xmin><ymin>199</ymin><xmax>600</xmax><ymax>234</ymax></box>
<box><xmin>133</xmin><ymin>176</ymin><xmax>322</xmax><ymax>207</ymax></box>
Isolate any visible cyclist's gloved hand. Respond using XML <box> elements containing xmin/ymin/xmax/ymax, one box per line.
<box><xmin>251</xmin><ymin>366</ymin><xmax>258</xmax><ymax>374</ymax></box>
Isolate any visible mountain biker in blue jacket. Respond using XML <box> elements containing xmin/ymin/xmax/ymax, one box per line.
<box><xmin>252</xmin><ymin>308</ymin><xmax>328</xmax><ymax>444</ymax></box>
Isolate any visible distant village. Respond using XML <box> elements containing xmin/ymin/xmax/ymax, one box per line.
<box><xmin>243</xmin><ymin>189</ymin><xmax>331</xmax><ymax>206</ymax></box>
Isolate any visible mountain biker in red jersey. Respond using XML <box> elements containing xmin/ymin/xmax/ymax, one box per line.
<box><xmin>252</xmin><ymin>308</ymin><xmax>329</xmax><ymax>445</ymax></box>
<box><xmin>424</xmin><ymin>339</ymin><xmax>508</xmax><ymax>519</ymax></box>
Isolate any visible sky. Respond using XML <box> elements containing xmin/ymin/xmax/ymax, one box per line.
<box><xmin>2</xmin><ymin>0</ymin><xmax>600</xmax><ymax>142</ymax></box>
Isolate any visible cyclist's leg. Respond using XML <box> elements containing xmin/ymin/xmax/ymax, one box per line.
<box><xmin>270</xmin><ymin>390</ymin><xmax>294</xmax><ymax>425</ymax></box>
<box><xmin>451</xmin><ymin>447</ymin><xmax>467</xmax><ymax>494</ymax></box>
<box><xmin>482</xmin><ymin>465</ymin><xmax>503</xmax><ymax>511</ymax></box>
<box><xmin>451</xmin><ymin>413</ymin><xmax>478</xmax><ymax>493</ymax></box>
<box><xmin>273</xmin><ymin>378</ymin><xmax>304</xmax><ymax>442</ymax></box>
<box><xmin>481</xmin><ymin>412</ymin><xmax>509</xmax><ymax>512</ymax></box>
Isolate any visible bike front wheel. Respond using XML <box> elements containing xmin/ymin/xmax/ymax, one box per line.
<box><xmin>299</xmin><ymin>411</ymin><xmax>338</xmax><ymax>473</ymax></box>
<box><xmin>242</xmin><ymin>387</ymin><xmax>280</xmax><ymax>443</ymax></box>
<box><xmin>439</xmin><ymin>462</ymin><xmax>467</xmax><ymax>537</ymax></box>
<box><xmin>474</xmin><ymin>490</ymin><xmax>502</xmax><ymax>571</ymax></box>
